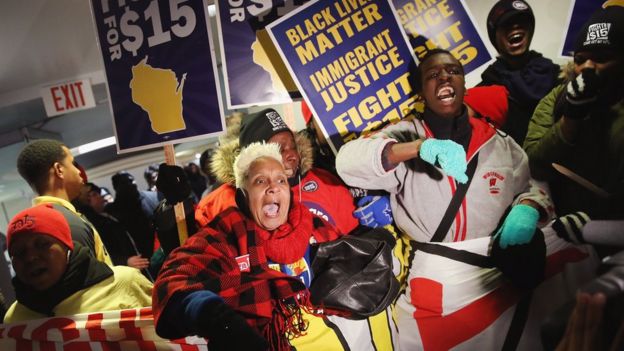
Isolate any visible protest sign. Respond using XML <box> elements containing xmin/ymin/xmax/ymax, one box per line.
<box><xmin>393</xmin><ymin>0</ymin><xmax>492</xmax><ymax>74</ymax></box>
<box><xmin>216</xmin><ymin>0</ymin><xmax>311</xmax><ymax>108</ymax></box>
<box><xmin>90</xmin><ymin>0</ymin><xmax>225</xmax><ymax>152</ymax></box>
<box><xmin>0</xmin><ymin>307</ymin><xmax>208</xmax><ymax>350</ymax></box>
<box><xmin>267</xmin><ymin>0</ymin><xmax>419</xmax><ymax>153</ymax></box>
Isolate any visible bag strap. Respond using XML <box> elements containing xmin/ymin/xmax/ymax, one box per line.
<box><xmin>430</xmin><ymin>154</ymin><xmax>479</xmax><ymax>242</ymax></box>
<box><xmin>502</xmin><ymin>293</ymin><xmax>532</xmax><ymax>351</ymax></box>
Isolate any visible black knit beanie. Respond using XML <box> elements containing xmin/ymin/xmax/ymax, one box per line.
<box><xmin>239</xmin><ymin>108</ymin><xmax>292</xmax><ymax>148</ymax></box>
<box><xmin>574</xmin><ymin>5</ymin><xmax>624</xmax><ymax>54</ymax></box>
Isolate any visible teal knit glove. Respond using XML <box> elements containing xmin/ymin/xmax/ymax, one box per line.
<box><xmin>495</xmin><ymin>204</ymin><xmax>539</xmax><ymax>249</ymax></box>
<box><xmin>420</xmin><ymin>139</ymin><xmax>468</xmax><ymax>184</ymax></box>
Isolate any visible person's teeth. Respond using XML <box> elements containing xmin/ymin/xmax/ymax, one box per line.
<box><xmin>508</xmin><ymin>33</ymin><xmax>523</xmax><ymax>43</ymax></box>
<box><xmin>437</xmin><ymin>86</ymin><xmax>454</xmax><ymax>98</ymax></box>
<box><xmin>437</xmin><ymin>86</ymin><xmax>455</xmax><ymax>99</ymax></box>
<box><xmin>440</xmin><ymin>95</ymin><xmax>454</xmax><ymax>103</ymax></box>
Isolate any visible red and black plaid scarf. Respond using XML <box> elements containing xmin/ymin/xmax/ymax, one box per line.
<box><xmin>153</xmin><ymin>203</ymin><xmax>341</xmax><ymax>350</ymax></box>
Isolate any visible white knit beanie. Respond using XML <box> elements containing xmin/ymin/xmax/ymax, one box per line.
<box><xmin>234</xmin><ymin>142</ymin><xmax>283</xmax><ymax>189</ymax></box>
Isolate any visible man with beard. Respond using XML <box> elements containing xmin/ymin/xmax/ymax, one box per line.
<box><xmin>479</xmin><ymin>0</ymin><xmax>560</xmax><ymax>144</ymax></box>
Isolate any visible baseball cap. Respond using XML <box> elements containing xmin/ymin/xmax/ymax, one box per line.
<box><xmin>7</xmin><ymin>204</ymin><xmax>73</xmax><ymax>252</ymax></box>
<box><xmin>486</xmin><ymin>0</ymin><xmax>535</xmax><ymax>50</ymax></box>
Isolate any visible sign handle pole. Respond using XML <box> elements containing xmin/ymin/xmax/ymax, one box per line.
<box><xmin>163</xmin><ymin>144</ymin><xmax>189</xmax><ymax>244</ymax></box>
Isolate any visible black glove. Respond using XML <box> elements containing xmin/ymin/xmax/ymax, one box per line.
<box><xmin>551</xmin><ymin>211</ymin><xmax>590</xmax><ymax>245</ymax></box>
<box><xmin>564</xmin><ymin>68</ymin><xmax>601</xmax><ymax>120</ymax></box>
<box><xmin>199</xmin><ymin>301</ymin><xmax>268</xmax><ymax>351</ymax></box>
<box><xmin>156</xmin><ymin>163</ymin><xmax>192</xmax><ymax>204</ymax></box>
<box><xmin>491</xmin><ymin>228</ymin><xmax>546</xmax><ymax>290</ymax></box>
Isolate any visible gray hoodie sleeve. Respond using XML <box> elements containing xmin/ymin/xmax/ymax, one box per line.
<box><xmin>336</xmin><ymin>120</ymin><xmax>420</xmax><ymax>194</ymax></box>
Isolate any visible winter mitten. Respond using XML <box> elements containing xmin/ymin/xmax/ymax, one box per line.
<box><xmin>353</xmin><ymin>195</ymin><xmax>394</xmax><ymax>228</ymax></box>
<box><xmin>495</xmin><ymin>204</ymin><xmax>540</xmax><ymax>249</ymax></box>
<box><xmin>419</xmin><ymin>139</ymin><xmax>468</xmax><ymax>184</ymax></box>
<box><xmin>564</xmin><ymin>68</ymin><xmax>601</xmax><ymax>120</ymax></box>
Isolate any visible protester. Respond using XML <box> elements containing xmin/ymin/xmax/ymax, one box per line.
<box><xmin>3</xmin><ymin>204</ymin><xmax>152</xmax><ymax>323</ymax></box>
<box><xmin>152</xmin><ymin>163</ymin><xmax>198</xmax><ymax>257</ymax></box>
<box><xmin>99</xmin><ymin>186</ymin><xmax>114</xmax><ymax>204</ymax></box>
<box><xmin>184</xmin><ymin>162</ymin><xmax>206</xmax><ymax>200</ymax></box>
<box><xmin>480</xmin><ymin>0</ymin><xmax>561</xmax><ymax>144</ymax></box>
<box><xmin>75</xmin><ymin>183</ymin><xmax>149</xmax><ymax>271</ymax></box>
<box><xmin>153</xmin><ymin>143</ymin><xmax>348</xmax><ymax>350</ymax></box>
<box><xmin>107</xmin><ymin>171</ymin><xmax>158</xmax><ymax>258</ymax></box>
<box><xmin>144</xmin><ymin>164</ymin><xmax>159</xmax><ymax>192</ymax></box>
<box><xmin>338</xmin><ymin>48</ymin><xmax>553</xmax><ymax>243</ymax></box>
<box><xmin>336</xmin><ymin>49</ymin><xmax>555</xmax><ymax>349</ymax></box>
<box><xmin>16</xmin><ymin>139</ymin><xmax>111</xmax><ymax>265</ymax></box>
<box><xmin>195</xmin><ymin>108</ymin><xmax>359</xmax><ymax>235</ymax></box>
<box><xmin>524</xmin><ymin>5</ymin><xmax>624</xmax><ymax>219</ymax></box>
<box><xmin>301</xmin><ymin>84</ymin><xmax>510</xmax><ymax>229</ymax></box>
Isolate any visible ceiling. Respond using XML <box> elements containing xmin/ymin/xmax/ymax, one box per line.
<box><xmin>0</xmin><ymin>0</ymin><xmax>218</xmax><ymax>203</ymax></box>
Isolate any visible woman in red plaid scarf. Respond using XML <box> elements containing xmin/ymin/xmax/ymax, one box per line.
<box><xmin>152</xmin><ymin>142</ymin><xmax>344</xmax><ymax>351</ymax></box>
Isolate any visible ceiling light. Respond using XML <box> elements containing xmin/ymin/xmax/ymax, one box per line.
<box><xmin>70</xmin><ymin>136</ymin><xmax>116</xmax><ymax>156</ymax></box>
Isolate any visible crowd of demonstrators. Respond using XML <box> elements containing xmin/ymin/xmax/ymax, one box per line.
<box><xmin>16</xmin><ymin>139</ymin><xmax>112</xmax><ymax>265</ymax></box>
<box><xmin>479</xmin><ymin>0</ymin><xmax>561</xmax><ymax>145</ymax></box>
<box><xmin>3</xmin><ymin>204</ymin><xmax>152</xmax><ymax>323</ymax></box>
<box><xmin>74</xmin><ymin>182</ymin><xmax>149</xmax><ymax>272</ymax></box>
<box><xmin>2</xmin><ymin>3</ymin><xmax>624</xmax><ymax>350</ymax></box>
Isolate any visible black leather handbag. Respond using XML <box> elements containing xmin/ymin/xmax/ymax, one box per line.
<box><xmin>309</xmin><ymin>227</ymin><xmax>400</xmax><ymax>319</ymax></box>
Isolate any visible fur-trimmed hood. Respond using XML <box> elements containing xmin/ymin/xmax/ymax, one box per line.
<box><xmin>211</xmin><ymin>130</ymin><xmax>314</xmax><ymax>185</ymax></box>
<box><xmin>560</xmin><ymin>61</ymin><xmax>574</xmax><ymax>84</ymax></box>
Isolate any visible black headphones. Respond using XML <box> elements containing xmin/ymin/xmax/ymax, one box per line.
<box><xmin>235</xmin><ymin>188</ymin><xmax>252</xmax><ymax>218</ymax></box>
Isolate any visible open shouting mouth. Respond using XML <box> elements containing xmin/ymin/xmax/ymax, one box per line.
<box><xmin>437</xmin><ymin>85</ymin><xmax>456</xmax><ymax>105</ymax></box>
<box><xmin>262</xmin><ymin>198</ymin><xmax>282</xmax><ymax>218</ymax></box>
